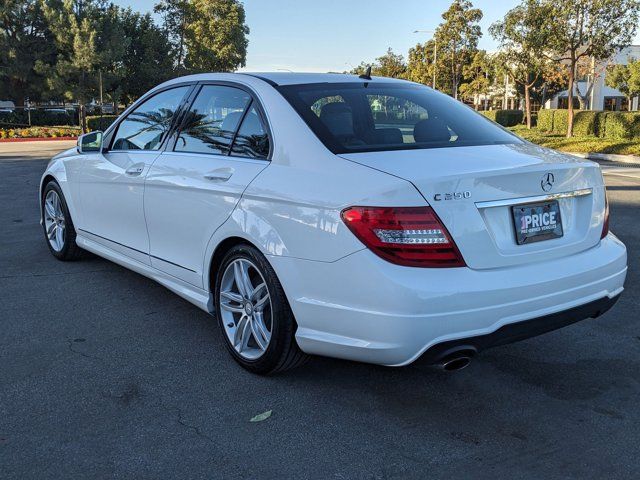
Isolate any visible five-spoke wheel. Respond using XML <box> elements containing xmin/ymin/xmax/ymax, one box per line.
<box><xmin>43</xmin><ymin>190</ymin><xmax>66</xmax><ymax>252</ymax></box>
<box><xmin>215</xmin><ymin>244</ymin><xmax>309</xmax><ymax>374</ymax></box>
<box><xmin>219</xmin><ymin>258</ymin><xmax>273</xmax><ymax>360</ymax></box>
<box><xmin>41</xmin><ymin>181</ymin><xmax>82</xmax><ymax>260</ymax></box>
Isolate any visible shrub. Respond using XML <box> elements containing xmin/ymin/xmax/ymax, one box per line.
<box><xmin>552</xmin><ymin>109</ymin><xmax>571</xmax><ymax>134</ymax></box>
<box><xmin>597</xmin><ymin>112</ymin><xmax>609</xmax><ymax>138</ymax></box>
<box><xmin>0</xmin><ymin>109</ymin><xmax>78</xmax><ymax>127</ymax></box>
<box><xmin>86</xmin><ymin>115</ymin><xmax>118</xmax><ymax>131</ymax></box>
<box><xmin>603</xmin><ymin>112</ymin><xmax>640</xmax><ymax>139</ymax></box>
<box><xmin>537</xmin><ymin>109</ymin><xmax>554</xmax><ymax>132</ymax></box>
<box><xmin>480</xmin><ymin>109</ymin><xmax>523</xmax><ymax>127</ymax></box>
<box><xmin>573</xmin><ymin>111</ymin><xmax>599</xmax><ymax>136</ymax></box>
<box><xmin>0</xmin><ymin>126</ymin><xmax>80</xmax><ymax>139</ymax></box>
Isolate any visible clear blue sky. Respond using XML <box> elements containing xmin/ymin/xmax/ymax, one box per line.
<box><xmin>113</xmin><ymin>0</ymin><xmax>640</xmax><ymax>72</ymax></box>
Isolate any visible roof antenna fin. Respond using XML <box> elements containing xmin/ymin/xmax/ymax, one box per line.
<box><xmin>359</xmin><ymin>65</ymin><xmax>372</xmax><ymax>80</ymax></box>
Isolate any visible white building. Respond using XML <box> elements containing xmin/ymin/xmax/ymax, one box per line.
<box><xmin>545</xmin><ymin>45</ymin><xmax>640</xmax><ymax>111</ymax></box>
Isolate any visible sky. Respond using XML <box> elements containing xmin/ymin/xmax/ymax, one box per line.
<box><xmin>113</xmin><ymin>0</ymin><xmax>640</xmax><ymax>72</ymax></box>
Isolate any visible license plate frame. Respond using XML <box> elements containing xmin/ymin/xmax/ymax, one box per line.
<box><xmin>511</xmin><ymin>200</ymin><xmax>563</xmax><ymax>245</ymax></box>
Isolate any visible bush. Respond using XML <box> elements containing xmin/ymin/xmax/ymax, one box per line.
<box><xmin>0</xmin><ymin>109</ymin><xmax>78</xmax><ymax>127</ymax></box>
<box><xmin>480</xmin><ymin>109</ymin><xmax>523</xmax><ymax>127</ymax></box>
<box><xmin>86</xmin><ymin>115</ymin><xmax>118</xmax><ymax>131</ymax></box>
<box><xmin>597</xmin><ymin>111</ymin><xmax>609</xmax><ymax>138</ymax></box>
<box><xmin>552</xmin><ymin>109</ymin><xmax>571</xmax><ymax>134</ymax></box>
<box><xmin>573</xmin><ymin>111</ymin><xmax>599</xmax><ymax>136</ymax></box>
<box><xmin>537</xmin><ymin>109</ymin><xmax>554</xmax><ymax>132</ymax></box>
<box><xmin>0</xmin><ymin>126</ymin><xmax>80</xmax><ymax>139</ymax></box>
<box><xmin>603</xmin><ymin>112</ymin><xmax>640</xmax><ymax>139</ymax></box>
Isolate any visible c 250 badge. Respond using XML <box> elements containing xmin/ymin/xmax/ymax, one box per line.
<box><xmin>433</xmin><ymin>191</ymin><xmax>471</xmax><ymax>201</ymax></box>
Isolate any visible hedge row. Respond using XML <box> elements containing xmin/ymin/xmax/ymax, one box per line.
<box><xmin>538</xmin><ymin>109</ymin><xmax>640</xmax><ymax>138</ymax></box>
<box><xmin>0</xmin><ymin>109</ymin><xmax>79</xmax><ymax>127</ymax></box>
<box><xmin>480</xmin><ymin>109</ymin><xmax>524</xmax><ymax>127</ymax></box>
<box><xmin>86</xmin><ymin>115</ymin><xmax>118</xmax><ymax>131</ymax></box>
<box><xmin>0</xmin><ymin>126</ymin><xmax>80</xmax><ymax>139</ymax></box>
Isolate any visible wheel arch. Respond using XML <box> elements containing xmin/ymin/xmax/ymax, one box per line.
<box><xmin>207</xmin><ymin>236</ymin><xmax>262</xmax><ymax>293</ymax></box>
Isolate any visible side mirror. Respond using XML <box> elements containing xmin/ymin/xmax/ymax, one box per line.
<box><xmin>77</xmin><ymin>131</ymin><xmax>103</xmax><ymax>153</ymax></box>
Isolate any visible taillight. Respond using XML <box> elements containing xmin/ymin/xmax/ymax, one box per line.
<box><xmin>340</xmin><ymin>206</ymin><xmax>466</xmax><ymax>267</ymax></box>
<box><xmin>601</xmin><ymin>192</ymin><xmax>610</xmax><ymax>239</ymax></box>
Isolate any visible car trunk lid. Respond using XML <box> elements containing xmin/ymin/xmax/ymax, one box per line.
<box><xmin>340</xmin><ymin>143</ymin><xmax>606</xmax><ymax>270</ymax></box>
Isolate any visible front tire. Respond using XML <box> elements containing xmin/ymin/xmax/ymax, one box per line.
<box><xmin>42</xmin><ymin>181</ymin><xmax>83</xmax><ymax>261</ymax></box>
<box><xmin>214</xmin><ymin>244</ymin><xmax>308</xmax><ymax>374</ymax></box>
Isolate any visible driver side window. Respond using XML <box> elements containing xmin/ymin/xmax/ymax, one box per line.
<box><xmin>111</xmin><ymin>86</ymin><xmax>189</xmax><ymax>151</ymax></box>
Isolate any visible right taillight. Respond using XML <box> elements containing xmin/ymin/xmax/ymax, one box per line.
<box><xmin>601</xmin><ymin>191</ymin><xmax>610</xmax><ymax>239</ymax></box>
<box><xmin>340</xmin><ymin>206</ymin><xmax>466</xmax><ymax>267</ymax></box>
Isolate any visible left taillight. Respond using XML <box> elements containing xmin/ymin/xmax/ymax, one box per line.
<box><xmin>340</xmin><ymin>206</ymin><xmax>466</xmax><ymax>268</ymax></box>
<box><xmin>601</xmin><ymin>191</ymin><xmax>610</xmax><ymax>239</ymax></box>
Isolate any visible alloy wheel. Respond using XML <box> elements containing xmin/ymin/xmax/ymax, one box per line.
<box><xmin>43</xmin><ymin>190</ymin><xmax>66</xmax><ymax>252</ymax></box>
<box><xmin>219</xmin><ymin>258</ymin><xmax>273</xmax><ymax>360</ymax></box>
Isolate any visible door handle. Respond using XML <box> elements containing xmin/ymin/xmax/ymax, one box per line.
<box><xmin>125</xmin><ymin>163</ymin><xmax>145</xmax><ymax>176</ymax></box>
<box><xmin>204</xmin><ymin>168</ymin><xmax>233</xmax><ymax>182</ymax></box>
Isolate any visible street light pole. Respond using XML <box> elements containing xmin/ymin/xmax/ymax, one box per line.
<box><xmin>414</xmin><ymin>29</ymin><xmax>437</xmax><ymax>90</ymax></box>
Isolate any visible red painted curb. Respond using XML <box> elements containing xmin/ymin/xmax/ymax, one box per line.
<box><xmin>0</xmin><ymin>137</ymin><xmax>78</xmax><ymax>143</ymax></box>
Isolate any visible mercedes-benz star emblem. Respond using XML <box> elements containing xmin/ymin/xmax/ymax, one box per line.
<box><xmin>541</xmin><ymin>172</ymin><xmax>555</xmax><ymax>192</ymax></box>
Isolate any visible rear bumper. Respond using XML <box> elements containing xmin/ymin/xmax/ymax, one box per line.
<box><xmin>268</xmin><ymin>233</ymin><xmax>627</xmax><ymax>366</ymax></box>
<box><xmin>418</xmin><ymin>293</ymin><xmax>620</xmax><ymax>365</ymax></box>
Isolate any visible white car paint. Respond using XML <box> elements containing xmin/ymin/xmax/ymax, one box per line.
<box><xmin>41</xmin><ymin>72</ymin><xmax>627</xmax><ymax>366</ymax></box>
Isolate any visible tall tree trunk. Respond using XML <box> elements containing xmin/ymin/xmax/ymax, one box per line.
<box><xmin>525</xmin><ymin>84</ymin><xmax>532</xmax><ymax>129</ymax></box>
<box><xmin>567</xmin><ymin>56</ymin><xmax>576</xmax><ymax>138</ymax></box>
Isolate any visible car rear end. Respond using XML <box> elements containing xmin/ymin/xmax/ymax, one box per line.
<box><xmin>271</xmin><ymin>77</ymin><xmax>627</xmax><ymax>366</ymax></box>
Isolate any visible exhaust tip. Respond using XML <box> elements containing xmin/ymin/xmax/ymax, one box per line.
<box><xmin>441</xmin><ymin>356</ymin><xmax>472</xmax><ymax>372</ymax></box>
<box><xmin>433</xmin><ymin>347</ymin><xmax>476</xmax><ymax>372</ymax></box>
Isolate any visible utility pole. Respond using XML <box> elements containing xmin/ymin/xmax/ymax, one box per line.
<box><xmin>99</xmin><ymin>71</ymin><xmax>103</xmax><ymax>108</ymax></box>
<box><xmin>413</xmin><ymin>30</ymin><xmax>437</xmax><ymax>90</ymax></box>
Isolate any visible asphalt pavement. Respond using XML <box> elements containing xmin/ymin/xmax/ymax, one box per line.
<box><xmin>1</xmin><ymin>144</ymin><xmax>639</xmax><ymax>479</ymax></box>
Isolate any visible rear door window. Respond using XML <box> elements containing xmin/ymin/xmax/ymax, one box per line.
<box><xmin>175</xmin><ymin>85</ymin><xmax>251</xmax><ymax>155</ymax></box>
<box><xmin>230</xmin><ymin>105</ymin><xmax>270</xmax><ymax>159</ymax></box>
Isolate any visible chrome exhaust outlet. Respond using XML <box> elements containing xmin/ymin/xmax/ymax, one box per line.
<box><xmin>440</xmin><ymin>355</ymin><xmax>472</xmax><ymax>372</ymax></box>
<box><xmin>433</xmin><ymin>348</ymin><xmax>476</xmax><ymax>372</ymax></box>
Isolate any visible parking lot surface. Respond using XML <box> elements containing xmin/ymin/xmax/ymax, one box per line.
<box><xmin>1</xmin><ymin>144</ymin><xmax>639</xmax><ymax>479</ymax></box>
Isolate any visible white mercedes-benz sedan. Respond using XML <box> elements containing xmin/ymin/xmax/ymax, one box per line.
<box><xmin>40</xmin><ymin>72</ymin><xmax>627</xmax><ymax>373</ymax></box>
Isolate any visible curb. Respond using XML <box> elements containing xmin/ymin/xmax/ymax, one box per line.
<box><xmin>0</xmin><ymin>137</ymin><xmax>78</xmax><ymax>143</ymax></box>
<box><xmin>567</xmin><ymin>152</ymin><xmax>640</xmax><ymax>164</ymax></box>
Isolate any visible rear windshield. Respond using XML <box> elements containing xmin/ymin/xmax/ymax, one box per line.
<box><xmin>276</xmin><ymin>82</ymin><xmax>521</xmax><ymax>154</ymax></box>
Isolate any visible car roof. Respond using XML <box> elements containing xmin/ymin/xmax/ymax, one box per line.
<box><xmin>157</xmin><ymin>72</ymin><xmax>413</xmax><ymax>89</ymax></box>
<box><xmin>240</xmin><ymin>72</ymin><xmax>411</xmax><ymax>86</ymax></box>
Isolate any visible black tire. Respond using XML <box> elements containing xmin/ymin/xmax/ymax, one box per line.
<box><xmin>214</xmin><ymin>244</ymin><xmax>309</xmax><ymax>374</ymax></box>
<box><xmin>41</xmin><ymin>180</ymin><xmax>83</xmax><ymax>261</ymax></box>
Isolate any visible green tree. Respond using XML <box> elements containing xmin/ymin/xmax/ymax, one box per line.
<box><xmin>154</xmin><ymin>0</ymin><xmax>190</xmax><ymax>70</ymax></box>
<box><xmin>40</xmin><ymin>0</ymin><xmax>103</xmax><ymax>129</ymax></box>
<box><xmin>541</xmin><ymin>0</ymin><xmax>640</xmax><ymax>136</ymax></box>
<box><xmin>490</xmin><ymin>0</ymin><xmax>549</xmax><ymax>128</ymax></box>
<box><xmin>0</xmin><ymin>0</ymin><xmax>56</xmax><ymax>105</ymax></box>
<box><xmin>406</xmin><ymin>40</ymin><xmax>435</xmax><ymax>86</ymax></box>
<box><xmin>606</xmin><ymin>59</ymin><xmax>640</xmax><ymax>110</ymax></box>
<box><xmin>434</xmin><ymin>0</ymin><xmax>483</xmax><ymax>98</ymax></box>
<box><xmin>372</xmin><ymin>48</ymin><xmax>406</xmax><ymax>78</ymax></box>
<box><xmin>119</xmin><ymin>9</ymin><xmax>175</xmax><ymax>105</ymax></box>
<box><xmin>458</xmin><ymin>50</ymin><xmax>493</xmax><ymax>109</ymax></box>
<box><xmin>184</xmin><ymin>0</ymin><xmax>249</xmax><ymax>72</ymax></box>
<box><xmin>349</xmin><ymin>48</ymin><xmax>407</xmax><ymax>79</ymax></box>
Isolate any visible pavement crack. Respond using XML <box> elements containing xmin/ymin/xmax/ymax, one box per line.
<box><xmin>66</xmin><ymin>338</ymin><xmax>101</xmax><ymax>360</ymax></box>
<box><xmin>166</xmin><ymin>404</ymin><xmax>213</xmax><ymax>442</ymax></box>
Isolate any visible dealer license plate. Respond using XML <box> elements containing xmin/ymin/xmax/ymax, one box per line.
<box><xmin>512</xmin><ymin>200</ymin><xmax>563</xmax><ymax>245</ymax></box>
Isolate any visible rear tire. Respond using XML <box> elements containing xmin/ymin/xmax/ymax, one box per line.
<box><xmin>214</xmin><ymin>243</ymin><xmax>309</xmax><ymax>374</ymax></box>
<box><xmin>41</xmin><ymin>181</ymin><xmax>83</xmax><ymax>261</ymax></box>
